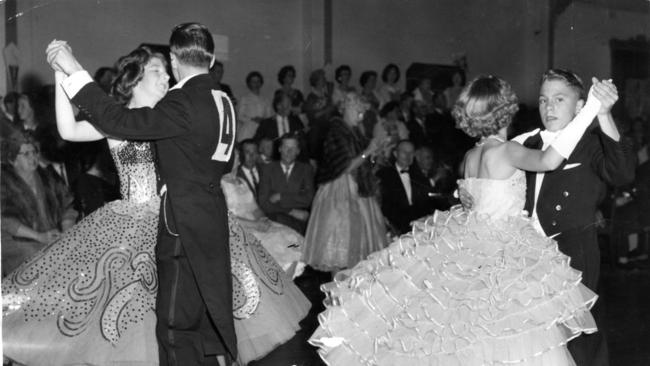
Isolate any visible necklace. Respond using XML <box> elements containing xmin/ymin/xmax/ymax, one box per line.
<box><xmin>476</xmin><ymin>135</ymin><xmax>506</xmax><ymax>146</ymax></box>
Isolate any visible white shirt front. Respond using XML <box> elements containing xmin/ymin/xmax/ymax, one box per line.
<box><xmin>242</xmin><ymin>166</ymin><xmax>259</xmax><ymax>188</ymax></box>
<box><xmin>276</xmin><ymin>115</ymin><xmax>290</xmax><ymax>137</ymax></box>
<box><xmin>395</xmin><ymin>163</ymin><xmax>412</xmax><ymax>206</ymax></box>
<box><xmin>281</xmin><ymin>162</ymin><xmax>294</xmax><ymax>179</ymax></box>
<box><xmin>512</xmin><ymin>128</ymin><xmax>559</xmax><ymax>235</ymax></box>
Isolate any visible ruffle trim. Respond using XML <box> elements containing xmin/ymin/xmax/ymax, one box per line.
<box><xmin>309</xmin><ymin>210</ymin><xmax>598</xmax><ymax>365</ymax></box>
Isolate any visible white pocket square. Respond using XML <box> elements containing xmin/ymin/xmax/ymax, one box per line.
<box><xmin>563</xmin><ymin>163</ymin><xmax>581</xmax><ymax>170</ymax></box>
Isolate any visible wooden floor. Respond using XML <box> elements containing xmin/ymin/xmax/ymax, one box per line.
<box><xmin>252</xmin><ymin>260</ymin><xmax>650</xmax><ymax>366</ymax></box>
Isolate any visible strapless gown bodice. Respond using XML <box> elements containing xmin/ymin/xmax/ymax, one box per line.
<box><xmin>458</xmin><ymin>170</ymin><xmax>526</xmax><ymax>220</ymax></box>
<box><xmin>110</xmin><ymin>141</ymin><xmax>158</xmax><ymax>204</ymax></box>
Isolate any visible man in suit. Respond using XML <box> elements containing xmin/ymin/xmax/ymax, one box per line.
<box><xmin>48</xmin><ymin>23</ymin><xmax>238</xmax><ymax>366</ymax></box>
<box><xmin>377</xmin><ymin>140</ymin><xmax>432</xmax><ymax>235</ymax></box>
<box><xmin>413</xmin><ymin>145</ymin><xmax>455</xmax><ymax>211</ymax></box>
<box><xmin>254</xmin><ymin>92</ymin><xmax>305</xmax><ymax>161</ymax></box>
<box><xmin>406</xmin><ymin>100</ymin><xmax>434</xmax><ymax>149</ymax></box>
<box><xmin>237</xmin><ymin>139</ymin><xmax>261</xmax><ymax>197</ymax></box>
<box><xmin>258</xmin><ymin>134</ymin><xmax>314</xmax><ymax>234</ymax></box>
<box><xmin>510</xmin><ymin>69</ymin><xmax>634</xmax><ymax>366</ymax></box>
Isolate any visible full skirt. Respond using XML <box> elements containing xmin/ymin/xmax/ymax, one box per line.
<box><xmin>309</xmin><ymin>208</ymin><xmax>598</xmax><ymax>366</ymax></box>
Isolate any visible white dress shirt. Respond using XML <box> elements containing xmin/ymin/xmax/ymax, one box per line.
<box><xmin>281</xmin><ymin>162</ymin><xmax>294</xmax><ymax>180</ymax></box>
<box><xmin>395</xmin><ymin>163</ymin><xmax>412</xmax><ymax>206</ymax></box>
<box><xmin>276</xmin><ymin>115</ymin><xmax>290</xmax><ymax>137</ymax></box>
<box><xmin>512</xmin><ymin>128</ymin><xmax>559</xmax><ymax>235</ymax></box>
<box><xmin>242</xmin><ymin>166</ymin><xmax>259</xmax><ymax>189</ymax></box>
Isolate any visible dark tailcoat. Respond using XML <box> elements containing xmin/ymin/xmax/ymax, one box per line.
<box><xmin>71</xmin><ymin>74</ymin><xmax>237</xmax><ymax>362</ymax></box>
<box><xmin>522</xmin><ymin>124</ymin><xmax>635</xmax><ymax>366</ymax></box>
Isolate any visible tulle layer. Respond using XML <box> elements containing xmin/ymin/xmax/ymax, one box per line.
<box><xmin>2</xmin><ymin>199</ymin><xmax>160</xmax><ymax>366</ymax></box>
<box><xmin>310</xmin><ymin>208</ymin><xmax>597</xmax><ymax>366</ymax></box>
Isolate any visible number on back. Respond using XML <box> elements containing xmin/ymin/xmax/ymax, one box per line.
<box><xmin>211</xmin><ymin>90</ymin><xmax>236</xmax><ymax>162</ymax></box>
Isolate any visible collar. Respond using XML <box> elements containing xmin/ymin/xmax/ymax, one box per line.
<box><xmin>395</xmin><ymin>163</ymin><xmax>409</xmax><ymax>174</ymax></box>
<box><xmin>281</xmin><ymin>162</ymin><xmax>295</xmax><ymax>170</ymax></box>
<box><xmin>171</xmin><ymin>72</ymin><xmax>204</xmax><ymax>90</ymax></box>
<box><xmin>540</xmin><ymin>129</ymin><xmax>560</xmax><ymax>144</ymax></box>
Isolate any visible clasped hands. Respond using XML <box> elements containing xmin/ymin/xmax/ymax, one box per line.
<box><xmin>45</xmin><ymin>40</ymin><xmax>84</xmax><ymax>76</ymax></box>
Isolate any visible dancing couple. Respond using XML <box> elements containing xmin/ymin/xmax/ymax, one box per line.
<box><xmin>310</xmin><ymin>72</ymin><xmax>633</xmax><ymax>365</ymax></box>
<box><xmin>3</xmin><ymin>23</ymin><xmax>309</xmax><ymax>366</ymax></box>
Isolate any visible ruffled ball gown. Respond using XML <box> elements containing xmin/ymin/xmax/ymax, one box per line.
<box><xmin>221</xmin><ymin>173</ymin><xmax>306</xmax><ymax>279</ymax></box>
<box><xmin>2</xmin><ymin>141</ymin><xmax>310</xmax><ymax>366</ymax></box>
<box><xmin>309</xmin><ymin>170</ymin><xmax>598</xmax><ymax>366</ymax></box>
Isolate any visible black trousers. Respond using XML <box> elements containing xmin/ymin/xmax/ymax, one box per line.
<box><xmin>556</xmin><ymin>227</ymin><xmax>610</xmax><ymax>366</ymax></box>
<box><xmin>155</xmin><ymin>232</ymin><xmax>227</xmax><ymax>366</ymax></box>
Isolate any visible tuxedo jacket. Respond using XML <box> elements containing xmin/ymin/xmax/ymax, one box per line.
<box><xmin>236</xmin><ymin>165</ymin><xmax>260</xmax><ymax>196</ymax></box>
<box><xmin>258</xmin><ymin>161</ymin><xmax>314</xmax><ymax>215</ymax></box>
<box><xmin>376</xmin><ymin>165</ymin><xmax>431</xmax><ymax>234</ymax></box>
<box><xmin>253</xmin><ymin>114</ymin><xmax>303</xmax><ymax>141</ymax></box>
<box><xmin>521</xmin><ymin>126</ymin><xmax>634</xmax><ymax>237</ymax></box>
<box><xmin>71</xmin><ymin>74</ymin><xmax>237</xmax><ymax>356</ymax></box>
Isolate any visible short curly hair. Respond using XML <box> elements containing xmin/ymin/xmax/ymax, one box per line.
<box><xmin>452</xmin><ymin>75</ymin><xmax>519</xmax><ymax>138</ymax></box>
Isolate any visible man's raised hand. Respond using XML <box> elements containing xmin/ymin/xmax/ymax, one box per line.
<box><xmin>46</xmin><ymin>40</ymin><xmax>84</xmax><ymax>76</ymax></box>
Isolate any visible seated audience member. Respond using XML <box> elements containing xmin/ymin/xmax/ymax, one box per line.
<box><xmin>376</xmin><ymin>140</ymin><xmax>432</xmax><ymax>235</ymax></box>
<box><xmin>373</xmin><ymin>101</ymin><xmax>408</xmax><ymax>167</ymax></box>
<box><xmin>412</xmin><ymin>77</ymin><xmax>434</xmax><ymax>112</ymax></box>
<box><xmin>237</xmin><ymin>139</ymin><xmax>262</xmax><ymax>197</ymax></box>
<box><xmin>210</xmin><ymin>60</ymin><xmax>236</xmax><ymax>104</ymax></box>
<box><xmin>1</xmin><ymin>132</ymin><xmax>77</xmax><ymax>276</ymax></box>
<box><xmin>331</xmin><ymin>65</ymin><xmax>356</xmax><ymax>108</ymax></box>
<box><xmin>1</xmin><ymin>92</ymin><xmax>20</xmax><ymax>140</ymax></box>
<box><xmin>2</xmin><ymin>92</ymin><xmax>19</xmax><ymax>123</ymax></box>
<box><xmin>237</xmin><ymin>71</ymin><xmax>273</xmax><ymax>142</ymax></box>
<box><xmin>72</xmin><ymin>141</ymin><xmax>120</xmax><ymax>218</ymax></box>
<box><xmin>406</xmin><ymin>99</ymin><xmax>434</xmax><ymax>148</ymax></box>
<box><xmin>93</xmin><ymin>66</ymin><xmax>116</xmax><ymax>94</ymax></box>
<box><xmin>377</xmin><ymin>63</ymin><xmax>403</xmax><ymax>108</ymax></box>
<box><xmin>259</xmin><ymin>135</ymin><xmax>315</xmax><ymax>234</ymax></box>
<box><xmin>17</xmin><ymin>93</ymin><xmax>43</xmax><ymax>133</ymax></box>
<box><xmin>443</xmin><ymin>70</ymin><xmax>465</xmax><ymax>109</ymax></box>
<box><xmin>221</xmin><ymin>160</ymin><xmax>306</xmax><ymax>279</ymax></box>
<box><xmin>413</xmin><ymin>145</ymin><xmax>456</xmax><ymax>211</ymax></box>
<box><xmin>274</xmin><ymin>65</ymin><xmax>304</xmax><ymax>117</ymax></box>
<box><xmin>397</xmin><ymin>92</ymin><xmax>413</xmax><ymax>123</ymax></box>
<box><xmin>257</xmin><ymin>136</ymin><xmax>275</xmax><ymax>165</ymax></box>
<box><xmin>254</xmin><ymin>92</ymin><xmax>305</xmax><ymax>159</ymax></box>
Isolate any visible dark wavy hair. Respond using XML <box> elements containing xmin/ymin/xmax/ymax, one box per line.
<box><xmin>359</xmin><ymin>71</ymin><xmax>377</xmax><ymax>88</ymax></box>
<box><xmin>381</xmin><ymin>63</ymin><xmax>400</xmax><ymax>83</ymax></box>
<box><xmin>277</xmin><ymin>65</ymin><xmax>296</xmax><ymax>85</ymax></box>
<box><xmin>111</xmin><ymin>47</ymin><xmax>166</xmax><ymax>105</ymax></box>
<box><xmin>335</xmin><ymin>65</ymin><xmax>352</xmax><ymax>83</ymax></box>
<box><xmin>452</xmin><ymin>75</ymin><xmax>519</xmax><ymax>138</ymax></box>
<box><xmin>1</xmin><ymin>130</ymin><xmax>37</xmax><ymax>164</ymax></box>
<box><xmin>246</xmin><ymin>71</ymin><xmax>264</xmax><ymax>89</ymax></box>
<box><xmin>169</xmin><ymin>22</ymin><xmax>214</xmax><ymax>68</ymax></box>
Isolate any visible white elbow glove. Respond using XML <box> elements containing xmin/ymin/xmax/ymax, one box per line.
<box><xmin>550</xmin><ymin>87</ymin><xmax>601</xmax><ymax>159</ymax></box>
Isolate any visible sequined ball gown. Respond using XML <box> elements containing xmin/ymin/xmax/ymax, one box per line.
<box><xmin>2</xmin><ymin>141</ymin><xmax>310</xmax><ymax>366</ymax></box>
<box><xmin>310</xmin><ymin>170</ymin><xmax>598</xmax><ymax>366</ymax></box>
